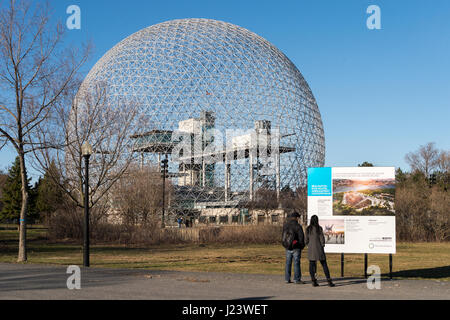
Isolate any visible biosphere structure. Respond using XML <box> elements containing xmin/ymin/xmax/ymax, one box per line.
<box><xmin>79</xmin><ymin>18</ymin><xmax>325</xmax><ymax>220</ymax></box>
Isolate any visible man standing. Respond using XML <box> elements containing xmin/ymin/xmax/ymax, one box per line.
<box><xmin>282</xmin><ymin>212</ymin><xmax>306</xmax><ymax>284</ymax></box>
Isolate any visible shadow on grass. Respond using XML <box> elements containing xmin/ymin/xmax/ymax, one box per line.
<box><xmin>384</xmin><ymin>265</ymin><xmax>450</xmax><ymax>279</ymax></box>
<box><xmin>0</xmin><ymin>243</ymin><xmax>81</xmax><ymax>254</ymax></box>
<box><xmin>1</xmin><ymin>241</ymin><xmax>234</xmax><ymax>258</ymax></box>
<box><xmin>0</xmin><ymin>242</ymin><xmax>162</xmax><ymax>254</ymax></box>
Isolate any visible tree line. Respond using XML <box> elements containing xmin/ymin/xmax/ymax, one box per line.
<box><xmin>1</xmin><ymin>142</ymin><xmax>448</xmax><ymax>242</ymax></box>
<box><xmin>0</xmin><ymin>157</ymin><xmax>62</xmax><ymax>224</ymax></box>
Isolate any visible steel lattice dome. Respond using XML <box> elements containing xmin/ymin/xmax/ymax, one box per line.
<box><xmin>80</xmin><ymin>18</ymin><xmax>325</xmax><ymax>215</ymax></box>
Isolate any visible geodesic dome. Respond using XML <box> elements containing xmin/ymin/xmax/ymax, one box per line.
<box><xmin>80</xmin><ymin>18</ymin><xmax>325</xmax><ymax>215</ymax></box>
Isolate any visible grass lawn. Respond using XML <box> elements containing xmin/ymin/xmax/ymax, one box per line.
<box><xmin>1</xmin><ymin>225</ymin><xmax>449</xmax><ymax>281</ymax></box>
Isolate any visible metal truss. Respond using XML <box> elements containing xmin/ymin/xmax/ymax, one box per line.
<box><xmin>79</xmin><ymin>18</ymin><xmax>325</xmax><ymax>220</ymax></box>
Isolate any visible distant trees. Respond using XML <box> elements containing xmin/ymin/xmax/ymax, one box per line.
<box><xmin>405</xmin><ymin>142</ymin><xmax>442</xmax><ymax>177</ymax></box>
<box><xmin>354</xmin><ymin>146</ymin><xmax>449</xmax><ymax>242</ymax></box>
<box><xmin>246</xmin><ymin>185</ymin><xmax>309</xmax><ymax>224</ymax></box>
<box><xmin>358</xmin><ymin>161</ymin><xmax>374</xmax><ymax>167</ymax></box>
<box><xmin>35</xmin><ymin>161</ymin><xmax>65</xmax><ymax>222</ymax></box>
<box><xmin>247</xmin><ymin>188</ymin><xmax>279</xmax><ymax>223</ymax></box>
<box><xmin>404</xmin><ymin>142</ymin><xmax>449</xmax><ymax>188</ymax></box>
<box><xmin>110</xmin><ymin>164</ymin><xmax>168</xmax><ymax>228</ymax></box>
<box><xmin>287</xmin><ymin>186</ymin><xmax>308</xmax><ymax>224</ymax></box>
<box><xmin>0</xmin><ymin>157</ymin><xmax>70</xmax><ymax>225</ymax></box>
<box><xmin>395</xmin><ymin>170</ymin><xmax>449</xmax><ymax>242</ymax></box>
<box><xmin>0</xmin><ymin>157</ymin><xmax>24</xmax><ymax>223</ymax></box>
<box><xmin>436</xmin><ymin>150</ymin><xmax>450</xmax><ymax>174</ymax></box>
<box><xmin>0</xmin><ymin>170</ymin><xmax>7</xmax><ymax>213</ymax></box>
<box><xmin>0</xmin><ymin>157</ymin><xmax>39</xmax><ymax>224</ymax></box>
<box><xmin>395</xmin><ymin>143</ymin><xmax>449</xmax><ymax>242</ymax></box>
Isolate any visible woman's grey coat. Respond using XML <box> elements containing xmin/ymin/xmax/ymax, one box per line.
<box><xmin>305</xmin><ymin>226</ymin><xmax>326</xmax><ymax>261</ymax></box>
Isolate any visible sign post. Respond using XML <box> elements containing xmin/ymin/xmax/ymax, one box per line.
<box><xmin>364</xmin><ymin>254</ymin><xmax>368</xmax><ymax>279</ymax></box>
<box><xmin>389</xmin><ymin>254</ymin><xmax>393</xmax><ymax>280</ymax></box>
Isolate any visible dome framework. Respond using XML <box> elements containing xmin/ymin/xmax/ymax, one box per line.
<box><xmin>80</xmin><ymin>18</ymin><xmax>325</xmax><ymax>221</ymax></box>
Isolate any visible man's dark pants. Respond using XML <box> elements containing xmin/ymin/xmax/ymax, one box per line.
<box><xmin>285</xmin><ymin>248</ymin><xmax>302</xmax><ymax>282</ymax></box>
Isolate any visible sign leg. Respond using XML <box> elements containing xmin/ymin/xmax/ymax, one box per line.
<box><xmin>389</xmin><ymin>254</ymin><xmax>393</xmax><ymax>280</ymax></box>
<box><xmin>364</xmin><ymin>254</ymin><xmax>368</xmax><ymax>279</ymax></box>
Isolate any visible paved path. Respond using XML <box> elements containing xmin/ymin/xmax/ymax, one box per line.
<box><xmin>0</xmin><ymin>263</ymin><xmax>448</xmax><ymax>300</ymax></box>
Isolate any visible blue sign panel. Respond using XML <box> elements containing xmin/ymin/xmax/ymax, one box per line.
<box><xmin>307</xmin><ymin>167</ymin><xmax>332</xmax><ymax>196</ymax></box>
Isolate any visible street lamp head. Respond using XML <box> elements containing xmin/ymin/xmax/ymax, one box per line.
<box><xmin>81</xmin><ymin>141</ymin><xmax>93</xmax><ymax>157</ymax></box>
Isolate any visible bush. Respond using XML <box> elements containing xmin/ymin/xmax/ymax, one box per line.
<box><xmin>214</xmin><ymin>225</ymin><xmax>282</xmax><ymax>244</ymax></box>
<box><xmin>46</xmin><ymin>205</ymin><xmax>83</xmax><ymax>240</ymax></box>
<box><xmin>46</xmin><ymin>212</ymin><xmax>284</xmax><ymax>246</ymax></box>
<box><xmin>46</xmin><ymin>201</ymin><xmax>125</xmax><ymax>242</ymax></box>
<box><xmin>395</xmin><ymin>174</ymin><xmax>450</xmax><ymax>242</ymax></box>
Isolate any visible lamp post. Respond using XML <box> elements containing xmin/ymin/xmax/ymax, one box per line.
<box><xmin>160</xmin><ymin>155</ymin><xmax>168</xmax><ymax>228</ymax></box>
<box><xmin>81</xmin><ymin>141</ymin><xmax>93</xmax><ymax>267</ymax></box>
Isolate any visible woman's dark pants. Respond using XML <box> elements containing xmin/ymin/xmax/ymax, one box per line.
<box><xmin>309</xmin><ymin>260</ymin><xmax>331</xmax><ymax>280</ymax></box>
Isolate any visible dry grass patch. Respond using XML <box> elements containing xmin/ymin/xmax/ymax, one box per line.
<box><xmin>1</xmin><ymin>225</ymin><xmax>449</xmax><ymax>280</ymax></box>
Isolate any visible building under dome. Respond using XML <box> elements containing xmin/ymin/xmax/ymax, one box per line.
<box><xmin>78</xmin><ymin>18</ymin><xmax>325</xmax><ymax>225</ymax></box>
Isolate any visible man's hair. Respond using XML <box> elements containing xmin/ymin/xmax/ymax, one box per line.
<box><xmin>288</xmin><ymin>212</ymin><xmax>300</xmax><ymax>218</ymax></box>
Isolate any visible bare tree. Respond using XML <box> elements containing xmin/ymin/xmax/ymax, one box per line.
<box><xmin>395</xmin><ymin>182</ymin><xmax>430</xmax><ymax>241</ymax></box>
<box><xmin>0</xmin><ymin>0</ymin><xmax>90</xmax><ymax>261</ymax></box>
<box><xmin>436</xmin><ymin>150</ymin><xmax>450</xmax><ymax>173</ymax></box>
<box><xmin>110</xmin><ymin>164</ymin><xmax>169</xmax><ymax>228</ymax></box>
<box><xmin>247</xmin><ymin>188</ymin><xmax>279</xmax><ymax>224</ymax></box>
<box><xmin>31</xmin><ymin>81</ymin><xmax>149</xmax><ymax>214</ymax></box>
<box><xmin>430</xmin><ymin>186</ymin><xmax>450</xmax><ymax>242</ymax></box>
<box><xmin>405</xmin><ymin>142</ymin><xmax>440</xmax><ymax>177</ymax></box>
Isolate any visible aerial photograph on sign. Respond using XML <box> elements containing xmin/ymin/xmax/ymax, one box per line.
<box><xmin>332</xmin><ymin>178</ymin><xmax>395</xmax><ymax>216</ymax></box>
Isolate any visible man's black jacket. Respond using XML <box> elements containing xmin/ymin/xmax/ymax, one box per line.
<box><xmin>282</xmin><ymin>218</ymin><xmax>305</xmax><ymax>250</ymax></box>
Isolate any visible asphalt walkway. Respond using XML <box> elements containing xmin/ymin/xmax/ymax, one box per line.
<box><xmin>0</xmin><ymin>263</ymin><xmax>448</xmax><ymax>300</ymax></box>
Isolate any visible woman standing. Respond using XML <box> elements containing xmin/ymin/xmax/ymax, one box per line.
<box><xmin>305</xmin><ymin>215</ymin><xmax>335</xmax><ymax>287</ymax></box>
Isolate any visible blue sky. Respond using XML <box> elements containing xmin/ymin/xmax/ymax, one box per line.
<box><xmin>1</xmin><ymin>0</ymin><xmax>449</xmax><ymax>179</ymax></box>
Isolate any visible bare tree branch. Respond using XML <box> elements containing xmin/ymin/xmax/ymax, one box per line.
<box><xmin>405</xmin><ymin>142</ymin><xmax>440</xmax><ymax>177</ymax></box>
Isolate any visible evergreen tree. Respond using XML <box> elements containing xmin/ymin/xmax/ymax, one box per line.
<box><xmin>0</xmin><ymin>170</ymin><xmax>7</xmax><ymax>213</ymax></box>
<box><xmin>0</xmin><ymin>157</ymin><xmax>28</xmax><ymax>223</ymax></box>
<box><xmin>0</xmin><ymin>157</ymin><xmax>41</xmax><ymax>223</ymax></box>
<box><xmin>395</xmin><ymin>168</ymin><xmax>408</xmax><ymax>185</ymax></box>
<box><xmin>28</xmin><ymin>179</ymin><xmax>40</xmax><ymax>223</ymax></box>
<box><xmin>36</xmin><ymin>161</ymin><xmax>64</xmax><ymax>220</ymax></box>
<box><xmin>358</xmin><ymin>161</ymin><xmax>374</xmax><ymax>167</ymax></box>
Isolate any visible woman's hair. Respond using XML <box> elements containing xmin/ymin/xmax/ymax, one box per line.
<box><xmin>307</xmin><ymin>215</ymin><xmax>321</xmax><ymax>234</ymax></box>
